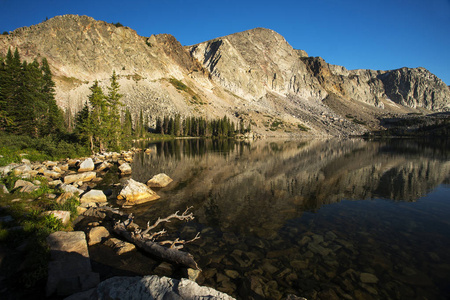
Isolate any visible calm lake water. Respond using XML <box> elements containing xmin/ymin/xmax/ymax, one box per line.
<box><xmin>126</xmin><ymin>138</ymin><xmax>450</xmax><ymax>300</ymax></box>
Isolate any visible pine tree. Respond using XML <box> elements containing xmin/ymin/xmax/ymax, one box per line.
<box><xmin>155</xmin><ymin>116</ymin><xmax>162</xmax><ymax>134</ymax></box>
<box><xmin>74</xmin><ymin>102</ymin><xmax>93</xmax><ymax>147</ymax></box>
<box><xmin>106</xmin><ymin>71</ymin><xmax>123</xmax><ymax>148</ymax></box>
<box><xmin>39</xmin><ymin>57</ymin><xmax>65</xmax><ymax>135</ymax></box>
<box><xmin>88</xmin><ymin>80</ymin><xmax>108</xmax><ymax>152</ymax></box>
<box><xmin>122</xmin><ymin>108</ymin><xmax>133</xmax><ymax>138</ymax></box>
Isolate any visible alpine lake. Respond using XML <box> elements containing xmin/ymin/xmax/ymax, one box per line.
<box><xmin>104</xmin><ymin>138</ymin><xmax>450</xmax><ymax>300</ymax></box>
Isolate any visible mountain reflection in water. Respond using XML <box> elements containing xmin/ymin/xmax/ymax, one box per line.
<box><xmin>127</xmin><ymin>138</ymin><xmax>450</xmax><ymax>300</ymax></box>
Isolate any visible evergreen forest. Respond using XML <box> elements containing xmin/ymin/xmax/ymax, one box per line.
<box><xmin>0</xmin><ymin>49</ymin><xmax>251</xmax><ymax>162</ymax></box>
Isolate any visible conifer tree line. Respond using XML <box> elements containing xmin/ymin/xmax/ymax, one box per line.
<box><xmin>74</xmin><ymin>71</ymin><xmax>133</xmax><ymax>152</ymax></box>
<box><xmin>0</xmin><ymin>48</ymin><xmax>252</xmax><ymax>154</ymax></box>
<box><xmin>0</xmin><ymin>48</ymin><xmax>65</xmax><ymax>137</ymax></box>
<box><xmin>155</xmin><ymin>115</ymin><xmax>251</xmax><ymax>137</ymax></box>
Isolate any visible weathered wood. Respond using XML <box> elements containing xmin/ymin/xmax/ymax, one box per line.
<box><xmin>113</xmin><ymin>222</ymin><xmax>200</xmax><ymax>270</ymax></box>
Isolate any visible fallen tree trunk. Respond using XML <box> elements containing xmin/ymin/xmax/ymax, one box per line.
<box><xmin>113</xmin><ymin>210</ymin><xmax>201</xmax><ymax>270</ymax></box>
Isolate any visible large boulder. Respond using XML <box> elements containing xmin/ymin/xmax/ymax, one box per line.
<box><xmin>95</xmin><ymin>275</ymin><xmax>235</xmax><ymax>300</ymax></box>
<box><xmin>117</xmin><ymin>178</ymin><xmax>160</xmax><ymax>206</ymax></box>
<box><xmin>79</xmin><ymin>158</ymin><xmax>95</xmax><ymax>172</ymax></box>
<box><xmin>80</xmin><ymin>190</ymin><xmax>107</xmax><ymax>204</ymax></box>
<box><xmin>64</xmin><ymin>172</ymin><xmax>96</xmax><ymax>184</ymax></box>
<box><xmin>46</xmin><ymin>231</ymin><xmax>99</xmax><ymax>297</ymax></box>
<box><xmin>147</xmin><ymin>173</ymin><xmax>173</xmax><ymax>188</ymax></box>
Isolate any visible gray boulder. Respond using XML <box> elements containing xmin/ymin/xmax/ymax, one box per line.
<box><xmin>95</xmin><ymin>275</ymin><xmax>235</xmax><ymax>300</ymax></box>
<box><xmin>46</xmin><ymin>231</ymin><xmax>99</xmax><ymax>296</ymax></box>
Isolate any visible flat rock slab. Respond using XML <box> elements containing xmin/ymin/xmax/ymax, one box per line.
<box><xmin>64</xmin><ymin>172</ymin><xmax>96</xmax><ymax>184</ymax></box>
<box><xmin>46</xmin><ymin>231</ymin><xmax>99</xmax><ymax>297</ymax></box>
<box><xmin>147</xmin><ymin>173</ymin><xmax>173</xmax><ymax>188</ymax></box>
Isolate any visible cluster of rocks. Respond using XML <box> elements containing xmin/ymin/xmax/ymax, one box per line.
<box><xmin>0</xmin><ymin>150</ymin><xmax>175</xmax><ymax>224</ymax></box>
<box><xmin>46</xmin><ymin>224</ymin><xmax>235</xmax><ymax>299</ymax></box>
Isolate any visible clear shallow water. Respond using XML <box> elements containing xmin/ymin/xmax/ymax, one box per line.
<box><xmin>127</xmin><ymin>138</ymin><xmax>450</xmax><ymax>299</ymax></box>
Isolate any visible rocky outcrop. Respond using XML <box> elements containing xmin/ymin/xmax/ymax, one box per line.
<box><xmin>303</xmin><ymin>57</ymin><xmax>450</xmax><ymax>111</ymax></box>
<box><xmin>379</xmin><ymin>67</ymin><xmax>450</xmax><ymax>111</ymax></box>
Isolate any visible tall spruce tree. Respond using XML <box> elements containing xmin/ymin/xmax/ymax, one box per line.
<box><xmin>88</xmin><ymin>80</ymin><xmax>108</xmax><ymax>152</ymax></box>
<box><xmin>122</xmin><ymin>108</ymin><xmax>133</xmax><ymax>138</ymax></box>
<box><xmin>106</xmin><ymin>71</ymin><xmax>123</xmax><ymax>148</ymax></box>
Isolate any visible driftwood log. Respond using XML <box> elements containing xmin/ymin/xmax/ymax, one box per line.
<box><xmin>113</xmin><ymin>207</ymin><xmax>201</xmax><ymax>270</ymax></box>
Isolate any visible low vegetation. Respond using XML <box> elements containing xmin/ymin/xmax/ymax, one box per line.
<box><xmin>0</xmin><ymin>173</ymin><xmax>80</xmax><ymax>292</ymax></box>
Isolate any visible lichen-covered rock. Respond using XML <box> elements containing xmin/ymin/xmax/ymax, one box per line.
<box><xmin>117</xmin><ymin>178</ymin><xmax>160</xmax><ymax>206</ymax></box>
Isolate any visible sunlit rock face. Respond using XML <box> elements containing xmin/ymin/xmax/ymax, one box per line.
<box><xmin>189</xmin><ymin>28</ymin><xmax>326</xmax><ymax>102</ymax></box>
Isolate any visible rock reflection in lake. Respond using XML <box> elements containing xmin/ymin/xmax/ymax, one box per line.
<box><xmin>127</xmin><ymin>138</ymin><xmax>450</xmax><ymax>299</ymax></box>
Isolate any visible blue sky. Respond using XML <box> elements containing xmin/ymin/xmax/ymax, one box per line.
<box><xmin>1</xmin><ymin>0</ymin><xmax>449</xmax><ymax>84</ymax></box>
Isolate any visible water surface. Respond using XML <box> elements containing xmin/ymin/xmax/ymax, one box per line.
<box><xmin>127</xmin><ymin>138</ymin><xmax>450</xmax><ymax>299</ymax></box>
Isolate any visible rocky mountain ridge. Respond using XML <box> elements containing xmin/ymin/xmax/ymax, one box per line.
<box><xmin>1</xmin><ymin>15</ymin><xmax>449</xmax><ymax>136</ymax></box>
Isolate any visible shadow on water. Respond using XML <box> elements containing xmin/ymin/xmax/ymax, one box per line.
<box><xmin>126</xmin><ymin>138</ymin><xmax>450</xmax><ymax>299</ymax></box>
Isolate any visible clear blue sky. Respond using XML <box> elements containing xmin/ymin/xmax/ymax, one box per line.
<box><xmin>1</xmin><ymin>0</ymin><xmax>449</xmax><ymax>84</ymax></box>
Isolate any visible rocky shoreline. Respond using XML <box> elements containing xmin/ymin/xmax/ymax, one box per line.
<box><xmin>0</xmin><ymin>149</ymin><xmax>245</xmax><ymax>299</ymax></box>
